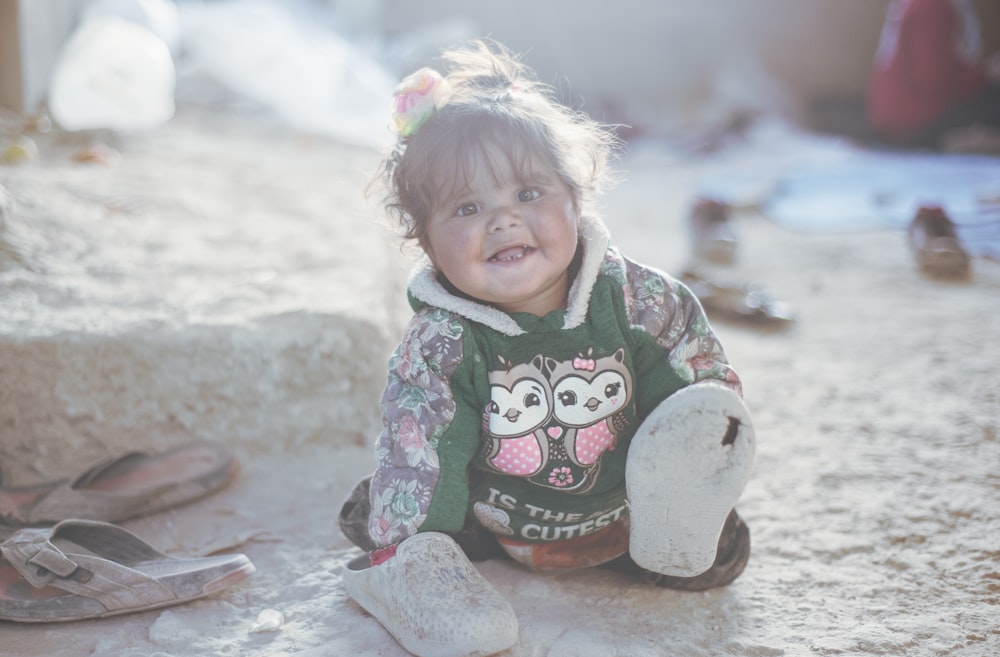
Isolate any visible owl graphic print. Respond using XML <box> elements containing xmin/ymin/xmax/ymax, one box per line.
<box><xmin>481</xmin><ymin>348</ymin><xmax>633</xmax><ymax>494</ymax></box>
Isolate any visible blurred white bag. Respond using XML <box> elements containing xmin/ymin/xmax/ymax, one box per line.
<box><xmin>82</xmin><ymin>0</ymin><xmax>180</xmax><ymax>53</ymax></box>
<box><xmin>48</xmin><ymin>16</ymin><xmax>176</xmax><ymax>131</ymax></box>
<box><xmin>178</xmin><ymin>0</ymin><xmax>395</xmax><ymax>148</ymax></box>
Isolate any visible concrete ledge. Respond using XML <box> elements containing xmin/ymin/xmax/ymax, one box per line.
<box><xmin>1</xmin><ymin>312</ymin><xmax>386</xmax><ymax>482</ymax></box>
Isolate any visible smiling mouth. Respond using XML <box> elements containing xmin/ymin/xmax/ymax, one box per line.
<box><xmin>489</xmin><ymin>245</ymin><xmax>534</xmax><ymax>262</ymax></box>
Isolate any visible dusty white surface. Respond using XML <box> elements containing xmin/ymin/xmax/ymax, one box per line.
<box><xmin>1</xmin><ymin>109</ymin><xmax>999</xmax><ymax>657</ymax></box>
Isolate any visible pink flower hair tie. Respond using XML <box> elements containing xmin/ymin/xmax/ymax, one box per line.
<box><xmin>390</xmin><ymin>67</ymin><xmax>453</xmax><ymax>138</ymax></box>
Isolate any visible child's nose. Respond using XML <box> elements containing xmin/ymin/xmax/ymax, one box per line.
<box><xmin>488</xmin><ymin>205</ymin><xmax>521</xmax><ymax>232</ymax></box>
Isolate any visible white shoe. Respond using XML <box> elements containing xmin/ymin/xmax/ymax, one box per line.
<box><xmin>626</xmin><ymin>383</ymin><xmax>755</xmax><ymax>577</ymax></box>
<box><xmin>341</xmin><ymin>532</ymin><xmax>518</xmax><ymax>657</ymax></box>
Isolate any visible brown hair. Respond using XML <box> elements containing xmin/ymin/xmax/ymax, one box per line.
<box><xmin>372</xmin><ymin>39</ymin><xmax>619</xmax><ymax>248</ymax></box>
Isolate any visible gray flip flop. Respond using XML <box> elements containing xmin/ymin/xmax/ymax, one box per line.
<box><xmin>0</xmin><ymin>441</ymin><xmax>238</xmax><ymax>527</ymax></box>
<box><xmin>0</xmin><ymin>519</ymin><xmax>254</xmax><ymax>622</ymax></box>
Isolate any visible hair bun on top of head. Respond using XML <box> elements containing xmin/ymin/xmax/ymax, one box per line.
<box><xmin>390</xmin><ymin>67</ymin><xmax>453</xmax><ymax>138</ymax></box>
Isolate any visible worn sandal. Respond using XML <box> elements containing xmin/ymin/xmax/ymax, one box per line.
<box><xmin>679</xmin><ymin>269</ymin><xmax>795</xmax><ymax>329</ymax></box>
<box><xmin>0</xmin><ymin>441</ymin><xmax>239</xmax><ymax>527</ymax></box>
<box><xmin>0</xmin><ymin>519</ymin><xmax>254</xmax><ymax>622</ymax></box>
<box><xmin>907</xmin><ymin>205</ymin><xmax>971</xmax><ymax>279</ymax></box>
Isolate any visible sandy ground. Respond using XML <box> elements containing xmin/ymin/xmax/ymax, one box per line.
<box><xmin>1</xmin><ymin>106</ymin><xmax>998</xmax><ymax>657</ymax></box>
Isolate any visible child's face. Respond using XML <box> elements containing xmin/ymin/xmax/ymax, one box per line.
<box><xmin>423</xmin><ymin>141</ymin><xmax>579</xmax><ymax>317</ymax></box>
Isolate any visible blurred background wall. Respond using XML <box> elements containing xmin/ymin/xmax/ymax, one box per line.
<box><xmin>379</xmin><ymin>0</ymin><xmax>1000</xmax><ymax>134</ymax></box>
<box><xmin>383</xmin><ymin>1</ymin><xmax>890</xmax><ymax>116</ymax></box>
<box><xmin>2</xmin><ymin>0</ymin><xmax>999</xmax><ymax>131</ymax></box>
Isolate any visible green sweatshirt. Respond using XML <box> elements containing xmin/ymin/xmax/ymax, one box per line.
<box><xmin>366</xmin><ymin>216</ymin><xmax>740</xmax><ymax>548</ymax></box>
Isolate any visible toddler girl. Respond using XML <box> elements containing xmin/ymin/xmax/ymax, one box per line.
<box><xmin>339</xmin><ymin>39</ymin><xmax>756</xmax><ymax>657</ymax></box>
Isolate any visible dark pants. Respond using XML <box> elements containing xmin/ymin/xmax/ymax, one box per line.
<box><xmin>338</xmin><ymin>476</ymin><xmax>750</xmax><ymax>592</ymax></box>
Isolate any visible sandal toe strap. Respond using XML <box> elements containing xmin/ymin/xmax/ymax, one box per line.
<box><xmin>1</xmin><ymin>522</ymin><xmax>175</xmax><ymax>611</ymax></box>
<box><xmin>2</xmin><ymin>526</ymin><xmax>79</xmax><ymax>586</ymax></box>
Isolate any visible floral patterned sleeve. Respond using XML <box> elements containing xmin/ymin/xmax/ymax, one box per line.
<box><xmin>367</xmin><ymin>307</ymin><xmax>468</xmax><ymax>548</ymax></box>
<box><xmin>613</xmin><ymin>250</ymin><xmax>742</xmax><ymax>396</ymax></box>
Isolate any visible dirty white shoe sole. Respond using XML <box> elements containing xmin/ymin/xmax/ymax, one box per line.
<box><xmin>626</xmin><ymin>383</ymin><xmax>755</xmax><ymax>577</ymax></box>
<box><xmin>341</xmin><ymin>532</ymin><xmax>518</xmax><ymax>657</ymax></box>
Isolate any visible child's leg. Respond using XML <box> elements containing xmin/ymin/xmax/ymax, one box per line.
<box><xmin>604</xmin><ymin>510</ymin><xmax>750</xmax><ymax>590</ymax></box>
<box><xmin>338</xmin><ymin>476</ymin><xmax>378</xmax><ymax>551</ymax></box>
<box><xmin>626</xmin><ymin>382</ymin><xmax>755</xmax><ymax>577</ymax></box>
<box><xmin>341</xmin><ymin>532</ymin><xmax>519</xmax><ymax>657</ymax></box>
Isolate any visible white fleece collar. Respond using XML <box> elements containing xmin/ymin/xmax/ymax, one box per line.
<box><xmin>407</xmin><ymin>215</ymin><xmax>611</xmax><ymax>336</ymax></box>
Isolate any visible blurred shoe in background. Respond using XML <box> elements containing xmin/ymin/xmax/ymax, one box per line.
<box><xmin>678</xmin><ymin>268</ymin><xmax>795</xmax><ymax>330</ymax></box>
<box><xmin>908</xmin><ymin>205</ymin><xmax>970</xmax><ymax>279</ymax></box>
<box><xmin>688</xmin><ymin>196</ymin><xmax>737</xmax><ymax>264</ymax></box>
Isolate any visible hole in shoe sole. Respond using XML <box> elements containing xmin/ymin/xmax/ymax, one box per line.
<box><xmin>721</xmin><ymin>416</ymin><xmax>740</xmax><ymax>446</ymax></box>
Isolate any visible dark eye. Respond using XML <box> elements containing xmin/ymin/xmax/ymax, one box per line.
<box><xmin>517</xmin><ymin>189</ymin><xmax>540</xmax><ymax>202</ymax></box>
<box><xmin>456</xmin><ymin>203</ymin><xmax>479</xmax><ymax>217</ymax></box>
<box><xmin>524</xmin><ymin>393</ymin><xmax>540</xmax><ymax>408</ymax></box>
<box><xmin>488</xmin><ymin>401</ymin><xmax>499</xmax><ymax>414</ymax></box>
<box><xmin>604</xmin><ymin>382</ymin><xmax>621</xmax><ymax>398</ymax></box>
<box><xmin>557</xmin><ymin>391</ymin><xmax>577</xmax><ymax>406</ymax></box>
